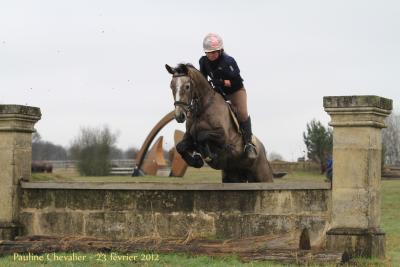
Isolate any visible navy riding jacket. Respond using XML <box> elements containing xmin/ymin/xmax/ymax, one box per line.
<box><xmin>199</xmin><ymin>52</ymin><xmax>244</xmax><ymax>95</ymax></box>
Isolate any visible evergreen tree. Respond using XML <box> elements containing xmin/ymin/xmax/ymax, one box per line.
<box><xmin>303</xmin><ymin>119</ymin><xmax>333</xmax><ymax>173</ymax></box>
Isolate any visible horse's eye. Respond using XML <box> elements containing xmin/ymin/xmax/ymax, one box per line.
<box><xmin>185</xmin><ymin>85</ymin><xmax>190</xmax><ymax>90</ymax></box>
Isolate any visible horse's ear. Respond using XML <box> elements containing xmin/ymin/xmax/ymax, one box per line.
<box><xmin>165</xmin><ymin>64</ymin><xmax>175</xmax><ymax>75</ymax></box>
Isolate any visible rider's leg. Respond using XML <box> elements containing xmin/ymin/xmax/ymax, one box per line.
<box><xmin>226</xmin><ymin>88</ymin><xmax>257</xmax><ymax>159</ymax></box>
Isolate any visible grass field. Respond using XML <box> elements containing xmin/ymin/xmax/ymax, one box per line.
<box><xmin>30</xmin><ymin>167</ymin><xmax>326</xmax><ymax>183</ymax></box>
<box><xmin>2</xmin><ymin>169</ymin><xmax>398</xmax><ymax>266</ymax></box>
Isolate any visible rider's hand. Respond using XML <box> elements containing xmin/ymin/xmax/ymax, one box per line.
<box><xmin>212</xmin><ymin>79</ymin><xmax>224</xmax><ymax>87</ymax></box>
<box><xmin>223</xmin><ymin>80</ymin><xmax>231</xmax><ymax>87</ymax></box>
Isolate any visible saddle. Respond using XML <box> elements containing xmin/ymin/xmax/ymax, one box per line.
<box><xmin>226</xmin><ymin>101</ymin><xmax>241</xmax><ymax>134</ymax></box>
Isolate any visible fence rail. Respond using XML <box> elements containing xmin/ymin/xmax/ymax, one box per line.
<box><xmin>46</xmin><ymin>159</ymin><xmax>137</xmax><ymax>169</ymax></box>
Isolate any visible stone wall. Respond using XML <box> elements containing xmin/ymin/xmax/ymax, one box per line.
<box><xmin>19</xmin><ymin>182</ymin><xmax>330</xmax><ymax>248</ymax></box>
<box><xmin>0</xmin><ymin>96</ymin><xmax>393</xmax><ymax>258</ymax></box>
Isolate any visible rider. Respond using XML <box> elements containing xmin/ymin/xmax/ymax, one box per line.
<box><xmin>199</xmin><ymin>33</ymin><xmax>257</xmax><ymax>159</ymax></box>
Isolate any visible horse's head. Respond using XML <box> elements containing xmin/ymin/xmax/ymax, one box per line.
<box><xmin>165</xmin><ymin>64</ymin><xmax>194</xmax><ymax>123</ymax></box>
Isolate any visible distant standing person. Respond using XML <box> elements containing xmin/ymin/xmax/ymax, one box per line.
<box><xmin>326</xmin><ymin>158</ymin><xmax>333</xmax><ymax>182</ymax></box>
<box><xmin>199</xmin><ymin>33</ymin><xmax>257</xmax><ymax>159</ymax></box>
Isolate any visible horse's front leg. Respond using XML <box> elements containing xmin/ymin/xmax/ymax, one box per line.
<box><xmin>200</xmin><ymin>142</ymin><xmax>215</xmax><ymax>163</ymax></box>
<box><xmin>176</xmin><ymin>137</ymin><xmax>204</xmax><ymax>168</ymax></box>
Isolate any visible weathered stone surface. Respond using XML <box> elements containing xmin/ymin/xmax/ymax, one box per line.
<box><xmin>39</xmin><ymin>212</ymin><xmax>84</xmax><ymax>236</ymax></box>
<box><xmin>326</xmin><ymin>228</ymin><xmax>385</xmax><ymax>258</ymax></box>
<box><xmin>85</xmin><ymin>212</ymin><xmax>126</xmax><ymax>240</ymax></box>
<box><xmin>154</xmin><ymin>212</ymin><xmax>216</xmax><ymax>238</ymax></box>
<box><xmin>194</xmin><ymin>191</ymin><xmax>258</xmax><ymax>213</ymax></box>
<box><xmin>18</xmin><ymin>213</ymin><xmax>34</xmax><ymax>236</ymax></box>
<box><xmin>125</xmin><ymin>213</ymin><xmax>159</xmax><ymax>237</ymax></box>
<box><xmin>324</xmin><ymin>95</ymin><xmax>391</xmax><ymax>258</ymax></box>
<box><xmin>66</xmin><ymin>190</ymin><xmax>106</xmax><ymax>210</ymax></box>
<box><xmin>323</xmin><ymin>95</ymin><xmax>392</xmax><ymax>110</ymax></box>
<box><xmin>0</xmin><ymin>222</ymin><xmax>22</xmax><ymax>240</ymax></box>
<box><xmin>103</xmin><ymin>191</ymin><xmax>136</xmax><ymax>211</ymax></box>
<box><xmin>135</xmin><ymin>191</ymin><xmax>194</xmax><ymax>212</ymax></box>
<box><xmin>257</xmin><ymin>190</ymin><xmax>329</xmax><ymax>215</ymax></box>
<box><xmin>0</xmin><ymin>105</ymin><xmax>40</xmax><ymax>239</ymax></box>
<box><xmin>19</xmin><ymin>188</ymin><xmax>330</xmax><ymax>243</ymax></box>
<box><xmin>0</xmin><ymin>105</ymin><xmax>41</xmax><ymax>117</ymax></box>
<box><xmin>21</xmin><ymin>189</ymin><xmax>54</xmax><ymax>209</ymax></box>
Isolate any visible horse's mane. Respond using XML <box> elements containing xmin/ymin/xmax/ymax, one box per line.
<box><xmin>175</xmin><ymin>63</ymin><xmax>213</xmax><ymax>98</ymax></box>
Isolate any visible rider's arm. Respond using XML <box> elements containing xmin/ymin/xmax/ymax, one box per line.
<box><xmin>223</xmin><ymin>57</ymin><xmax>244</xmax><ymax>90</ymax></box>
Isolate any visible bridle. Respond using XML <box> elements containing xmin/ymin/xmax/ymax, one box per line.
<box><xmin>173</xmin><ymin>73</ymin><xmax>198</xmax><ymax>114</ymax></box>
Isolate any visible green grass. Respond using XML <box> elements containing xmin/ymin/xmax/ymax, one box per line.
<box><xmin>31</xmin><ymin>167</ymin><xmax>325</xmax><ymax>183</ymax></box>
<box><xmin>0</xmin><ymin>252</ymin><xmax>325</xmax><ymax>267</ymax></box>
<box><xmin>22</xmin><ymin>170</ymin><xmax>400</xmax><ymax>266</ymax></box>
<box><xmin>381</xmin><ymin>180</ymin><xmax>400</xmax><ymax>266</ymax></box>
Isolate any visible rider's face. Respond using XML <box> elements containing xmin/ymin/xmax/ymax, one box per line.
<box><xmin>206</xmin><ymin>50</ymin><xmax>220</xmax><ymax>61</ymax></box>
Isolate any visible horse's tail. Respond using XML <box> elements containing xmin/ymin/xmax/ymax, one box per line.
<box><xmin>254</xmin><ymin>136</ymin><xmax>274</xmax><ymax>182</ymax></box>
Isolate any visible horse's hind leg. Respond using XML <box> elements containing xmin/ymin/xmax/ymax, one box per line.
<box><xmin>222</xmin><ymin>170</ymin><xmax>246</xmax><ymax>183</ymax></box>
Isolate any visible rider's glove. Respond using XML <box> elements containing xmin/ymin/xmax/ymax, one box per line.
<box><xmin>212</xmin><ymin>79</ymin><xmax>224</xmax><ymax>88</ymax></box>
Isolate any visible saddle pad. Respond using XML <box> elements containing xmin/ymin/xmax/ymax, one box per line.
<box><xmin>227</xmin><ymin>102</ymin><xmax>241</xmax><ymax>134</ymax></box>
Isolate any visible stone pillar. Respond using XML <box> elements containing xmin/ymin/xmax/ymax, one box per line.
<box><xmin>0</xmin><ymin>105</ymin><xmax>41</xmax><ymax>240</ymax></box>
<box><xmin>324</xmin><ymin>96</ymin><xmax>392</xmax><ymax>258</ymax></box>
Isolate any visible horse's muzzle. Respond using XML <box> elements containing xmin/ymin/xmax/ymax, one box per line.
<box><xmin>175</xmin><ymin>108</ymin><xmax>186</xmax><ymax>123</ymax></box>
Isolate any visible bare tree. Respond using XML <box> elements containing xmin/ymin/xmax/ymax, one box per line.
<box><xmin>32</xmin><ymin>132</ymin><xmax>67</xmax><ymax>161</ymax></box>
<box><xmin>382</xmin><ymin>113</ymin><xmax>400</xmax><ymax>165</ymax></box>
<box><xmin>124</xmin><ymin>147</ymin><xmax>139</xmax><ymax>159</ymax></box>
<box><xmin>69</xmin><ymin>126</ymin><xmax>118</xmax><ymax>176</ymax></box>
<box><xmin>268</xmin><ymin>151</ymin><xmax>284</xmax><ymax>161</ymax></box>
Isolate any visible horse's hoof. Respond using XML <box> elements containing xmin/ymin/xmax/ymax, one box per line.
<box><xmin>204</xmin><ymin>156</ymin><xmax>212</xmax><ymax>162</ymax></box>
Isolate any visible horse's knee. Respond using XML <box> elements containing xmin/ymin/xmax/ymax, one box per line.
<box><xmin>196</xmin><ymin>131</ymin><xmax>209</xmax><ymax>143</ymax></box>
<box><xmin>176</xmin><ymin>140</ymin><xmax>190</xmax><ymax>154</ymax></box>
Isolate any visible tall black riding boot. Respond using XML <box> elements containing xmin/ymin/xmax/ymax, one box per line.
<box><xmin>240</xmin><ymin>116</ymin><xmax>257</xmax><ymax>159</ymax></box>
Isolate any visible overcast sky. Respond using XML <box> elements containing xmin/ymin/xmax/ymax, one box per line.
<box><xmin>1</xmin><ymin>0</ymin><xmax>399</xmax><ymax>161</ymax></box>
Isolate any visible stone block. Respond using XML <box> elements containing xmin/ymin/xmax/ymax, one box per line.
<box><xmin>333</xmin><ymin>148</ymin><xmax>381</xmax><ymax>189</ymax></box>
<box><xmin>66</xmin><ymin>190</ymin><xmax>105</xmax><ymax>210</ymax></box>
<box><xmin>333</xmin><ymin>127</ymin><xmax>381</xmax><ymax>150</ymax></box>
<box><xmin>323</xmin><ymin>95</ymin><xmax>392</xmax><ymax>110</ymax></box>
<box><xmin>215</xmin><ymin>214</ymin><xmax>294</xmax><ymax>239</ymax></box>
<box><xmin>0</xmin><ymin>222</ymin><xmax>22</xmax><ymax>240</ymax></box>
<box><xmin>136</xmin><ymin>191</ymin><xmax>194</xmax><ymax>212</ymax></box>
<box><xmin>331</xmin><ymin>188</ymin><xmax>380</xmax><ymax>229</ymax></box>
<box><xmin>103</xmin><ymin>191</ymin><xmax>136</xmax><ymax>211</ymax></box>
<box><xmin>194</xmin><ymin>191</ymin><xmax>258</xmax><ymax>213</ymax></box>
<box><xmin>257</xmin><ymin>190</ymin><xmax>329</xmax><ymax>215</ymax></box>
<box><xmin>125</xmin><ymin>213</ymin><xmax>158</xmax><ymax>238</ymax></box>
<box><xmin>155</xmin><ymin>212</ymin><xmax>216</xmax><ymax>238</ymax></box>
<box><xmin>326</xmin><ymin>228</ymin><xmax>385</xmax><ymax>258</ymax></box>
<box><xmin>85</xmin><ymin>212</ymin><xmax>127</xmax><ymax>240</ymax></box>
<box><xmin>19</xmin><ymin>212</ymin><xmax>34</xmax><ymax>236</ymax></box>
<box><xmin>21</xmin><ymin>190</ymin><xmax>54</xmax><ymax>209</ymax></box>
<box><xmin>39</xmin><ymin>212</ymin><xmax>84</xmax><ymax>236</ymax></box>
